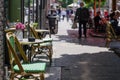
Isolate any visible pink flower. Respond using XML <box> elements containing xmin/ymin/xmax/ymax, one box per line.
<box><xmin>15</xmin><ymin>22</ymin><xmax>25</xmax><ymax>30</ymax></box>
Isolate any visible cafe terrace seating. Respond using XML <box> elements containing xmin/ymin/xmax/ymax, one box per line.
<box><xmin>5</xmin><ymin>22</ymin><xmax>53</xmax><ymax>65</ymax></box>
<box><xmin>6</xmin><ymin>32</ymin><xmax>46</xmax><ymax>80</ymax></box>
<box><xmin>30</xmin><ymin>25</ymin><xmax>53</xmax><ymax>65</ymax></box>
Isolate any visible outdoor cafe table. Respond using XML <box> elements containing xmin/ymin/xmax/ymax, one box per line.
<box><xmin>20</xmin><ymin>38</ymin><xmax>44</xmax><ymax>62</ymax></box>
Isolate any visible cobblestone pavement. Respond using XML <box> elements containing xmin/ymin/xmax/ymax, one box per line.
<box><xmin>50</xmin><ymin>18</ymin><xmax>120</xmax><ymax>80</ymax></box>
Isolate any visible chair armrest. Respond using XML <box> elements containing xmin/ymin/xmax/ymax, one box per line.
<box><xmin>42</xmin><ymin>38</ymin><xmax>53</xmax><ymax>42</ymax></box>
<box><xmin>35</xmin><ymin>29</ymin><xmax>50</xmax><ymax>33</ymax></box>
<box><xmin>5</xmin><ymin>28</ymin><xmax>16</xmax><ymax>32</ymax></box>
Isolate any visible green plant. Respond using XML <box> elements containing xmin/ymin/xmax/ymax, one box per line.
<box><xmin>32</xmin><ymin>23</ymin><xmax>38</xmax><ymax>28</ymax></box>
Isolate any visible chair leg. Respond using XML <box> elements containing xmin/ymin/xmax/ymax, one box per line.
<box><xmin>50</xmin><ymin>46</ymin><xmax>53</xmax><ymax>56</ymax></box>
<box><xmin>48</xmin><ymin>46</ymin><xmax>53</xmax><ymax>65</ymax></box>
<box><xmin>49</xmin><ymin>56</ymin><xmax>52</xmax><ymax>66</ymax></box>
<box><xmin>40</xmin><ymin>73</ymin><xmax>44</xmax><ymax>80</ymax></box>
<box><xmin>105</xmin><ymin>39</ymin><xmax>110</xmax><ymax>47</ymax></box>
<box><xmin>10</xmin><ymin>73</ymin><xmax>14</xmax><ymax>80</ymax></box>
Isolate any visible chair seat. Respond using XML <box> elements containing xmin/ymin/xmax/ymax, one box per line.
<box><xmin>43</xmin><ymin>38</ymin><xmax>53</xmax><ymax>42</ymax></box>
<box><xmin>14</xmin><ymin>62</ymin><xmax>46</xmax><ymax>73</ymax></box>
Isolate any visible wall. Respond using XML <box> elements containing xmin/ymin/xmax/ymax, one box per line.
<box><xmin>0</xmin><ymin>0</ymin><xmax>5</xmax><ymax>79</ymax></box>
<box><xmin>9</xmin><ymin>0</ymin><xmax>21</xmax><ymax>22</ymax></box>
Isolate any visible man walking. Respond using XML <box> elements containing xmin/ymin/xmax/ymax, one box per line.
<box><xmin>74</xmin><ymin>2</ymin><xmax>90</xmax><ymax>39</ymax></box>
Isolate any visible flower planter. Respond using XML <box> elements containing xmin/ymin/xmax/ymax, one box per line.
<box><xmin>15</xmin><ymin>29</ymin><xmax>23</xmax><ymax>41</ymax></box>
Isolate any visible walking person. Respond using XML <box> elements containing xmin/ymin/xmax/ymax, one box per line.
<box><xmin>61</xmin><ymin>8</ymin><xmax>66</xmax><ymax>20</ymax></box>
<box><xmin>74</xmin><ymin>2</ymin><xmax>90</xmax><ymax>39</ymax></box>
<box><xmin>94</xmin><ymin>11</ymin><xmax>101</xmax><ymax>32</ymax></box>
<box><xmin>57</xmin><ymin>7</ymin><xmax>61</xmax><ymax>21</ymax></box>
<box><xmin>66</xmin><ymin>8</ymin><xmax>70</xmax><ymax>22</ymax></box>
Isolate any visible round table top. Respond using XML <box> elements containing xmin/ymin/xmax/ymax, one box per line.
<box><xmin>20</xmin><ymin>38</ymin><xmax>43</xmax><ymax>45</ymax></box>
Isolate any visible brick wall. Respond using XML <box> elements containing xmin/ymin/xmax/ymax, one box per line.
<box><xmin>0</xmin><ymin>0</ymin><xmax>4</xmax><ymax>80</ymax></box>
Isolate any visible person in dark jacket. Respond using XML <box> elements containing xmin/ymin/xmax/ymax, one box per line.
<box><xmin>94</xmin><ymin>11</ymin><xmax>101</xmax><ymax>32</ymax></box>
<box><xmin>74</xmin><ymin>2</ymin><xmax>90</xmax><ymax>39</ymax></box>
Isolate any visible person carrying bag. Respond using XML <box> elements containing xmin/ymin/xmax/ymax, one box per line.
<box><xmin>74</xmin><ymin>2</ymin><xmax>90</xmax><ymax>39</ymax></box>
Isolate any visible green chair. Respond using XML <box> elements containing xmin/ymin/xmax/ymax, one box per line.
<box><xmin>6</xmin><ymin>32</ymin><xmax>46</xmax><ymax>80</ymax></box>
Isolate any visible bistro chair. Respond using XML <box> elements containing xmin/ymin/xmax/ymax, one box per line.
<box><xmin>30</xmin><ymin>23</ymin><xmax>51</xmax><ymax>39</ymax></box>
<box><xmin>30</xmin><ymin>26</ymin><xmax>53</xmax><ymax>65</ymax></box>
<box><xmin>6</xmin><ymin>32</ymin><xmax>46</xmax><ymax>80</ymax></box>
<box><xmin>105</xmin><ymin>22</ymin><xmax>120</xmax><ymax>47</ymax></box>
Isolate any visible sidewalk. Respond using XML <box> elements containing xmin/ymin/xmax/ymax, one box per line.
<box><xmin>46</xmin><ymin>18</ymin><xmax>120</xmax><ymax>80</ymax></box>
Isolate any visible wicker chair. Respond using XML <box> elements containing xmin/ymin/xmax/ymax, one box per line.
<box><xmin>30</xmin><ymin>26</ymin><xmax>53</xmax><ymax>65</ymax></box>
<box><xmin>105</xmin><ymin>22</ymin><xmax>120</xmax><ymax>47</ymax></box>
<box><xmin>6</xmin><ymin>32</ymin><xmax>46</xmax><ymax>80</ymax></box>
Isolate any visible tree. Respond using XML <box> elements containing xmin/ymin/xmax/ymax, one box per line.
<box><xmin>84</xmin><ymin>0</ymin><xmax>106</xmax><ymax>16</ymax></box>
<box><xmin>24</xmin><ymin>0</ymin><xmax>33</xmax><ymax>7</ymax></box>
<box><xmin>84</xmin><ymin>0</ymin><xmax>106</xmax><ymax>8</ymax></box>
<box><xmin>112</xmin><ymin>0</ymin><xmax>116</xmax><ymax>11</ymax></box>
<box><xmin>58</xmin><ymin>0</ymin><xmax>73</xmax><ymax>8</ymax></box>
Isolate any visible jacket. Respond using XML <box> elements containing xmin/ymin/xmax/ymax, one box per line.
<box><xmin>74</xmin><ymin>7</ymin><xmax>90</xmax><ymax>22</ymax></box>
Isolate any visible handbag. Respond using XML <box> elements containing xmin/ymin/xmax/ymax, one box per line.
<box><xmin>71</xmin><ymin>21</ymin><xmax>77</xmax><ymax>29</ymax></box>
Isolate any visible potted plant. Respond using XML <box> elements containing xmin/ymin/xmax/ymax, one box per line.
<box><xmin>15</xmin><ymin>22</ymin><xmax>25</xmax><ymax>41</ymax></box>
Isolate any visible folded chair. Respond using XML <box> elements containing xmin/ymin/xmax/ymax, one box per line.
<box><xmin>6</xmin><ymin>32</ymin><xmax>46</xmax><ymax>80</ymax></box>
<box><xmin>105</xmin><ymin>22</ymin><xmax>120</xmax><ymax>47</ymax></box>
<box><xmin>30</xmin><ymin>26</ymin><xmax>53</xmax><ymax>65</ymax></box>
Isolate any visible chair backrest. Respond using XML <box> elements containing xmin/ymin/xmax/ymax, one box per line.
<box><xmin>30</xmin><ymin>26</ymin><xmax>41</xmax><ymax>39</ymax></box>
<box><xmin>105</xmin><ymin>21</ymin><xmax>118</xmax><ymax>47</ymax></box>
<box><xmin>106</xmin><ymin>22</ymin><xmax>117</xmax><ymax>40</ymax></box>
<box><xmin>6</xmin><ymin>32</ymin><xmax>28</xmax><ymax>73</ymax></box>
<box><xmin>30</xmin><ymin>25</ymin><xmax>51</xmax><ymax>40</ymax></box>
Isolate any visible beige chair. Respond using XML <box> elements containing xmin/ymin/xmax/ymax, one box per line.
<box><xmin>30</xmin><ymin>26</ymin><xmax>53</xmax><ymax>65</ymax></box>
<box><xmin>6</xmin><ymin>32</ymin><xmax>46</xmax><ymax>80</ymax></box>
<box><xmin>105</xmin><ymin>22</ymin><xmax>120</xmax><ymax>47</ymax></box>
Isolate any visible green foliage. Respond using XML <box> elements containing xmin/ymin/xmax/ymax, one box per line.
<box><xmin>59</xmin><ymin>0</ymin><xmax>73</xmax><ymax>8</ymax></box>
<box><xmin>32</xmin><ymin>23</ymin><xmax>38</xmax><ymax>28</ymax></box>
<box><xmin>84</xmin><ymin>0</ymin><xmax>106</xmax><ymax>8</ymax></box>
<box><xmin>59</xmin><ymin>0</ymin><xmax>106</xmax><ymax>8</ymax></box>
<box><xmin>73</xmin><ymin>0</ymin><xmax>78</xmax><ymax>2</ymax></box>
<box><xmin>24</xmin><ymin>0</ymin><xmax>33</xmax><ymax>7</ymax></box>
<box><xmin>84</xmin><ymin>0</ymin><xmax>93</xmax><ymax>3</ymax></box>
<box><xmin>58</xmin><ymin>0</ymin><xmax>63</xmax><ymax>1</ymax></box>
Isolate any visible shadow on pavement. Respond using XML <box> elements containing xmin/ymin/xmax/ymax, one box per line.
<box><xmin>54</xmin><ymin>51</ymin><xmax>120</xmax><ymax>80</ymax></box>
<box><xmin>54</xmin><ymin>34</ymin><xmax>106</xmax><ymax>47</ymax></box>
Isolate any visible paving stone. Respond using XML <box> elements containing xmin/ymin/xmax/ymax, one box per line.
<box><xmin>45</xmin><ymin>67</ymin><xmax>61</xmax><ymax>80</ymax></box>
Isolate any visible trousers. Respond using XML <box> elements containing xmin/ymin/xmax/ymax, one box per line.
<box><xmin>78</xmin><ymin>21</ymin><xmax>87</xmax><ymax>38</ymax></box>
